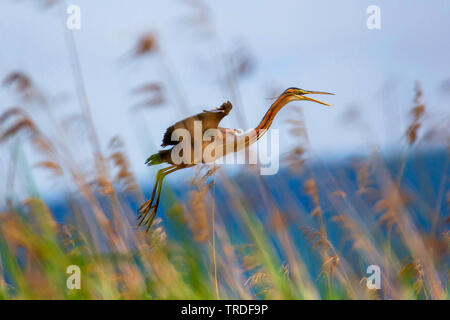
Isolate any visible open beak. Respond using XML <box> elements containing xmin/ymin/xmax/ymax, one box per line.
<box><xmin>299</xmin><ymin>90</ymin><xmax>334</xmax><ymax>106</ymax></box>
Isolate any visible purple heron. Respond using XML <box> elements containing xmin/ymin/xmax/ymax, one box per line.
<box><xmin>138</xmin><ymin>87</ymin><xmax>333</xmax><ymax>231</ymax></box>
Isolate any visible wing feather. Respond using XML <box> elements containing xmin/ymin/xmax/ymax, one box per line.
<box><xmin>161</xmin><ymin>101</ymin><xmax>232</xmax><ymax>147</ymax></box>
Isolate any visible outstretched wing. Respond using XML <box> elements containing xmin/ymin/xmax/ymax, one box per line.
<box><xmin>161</xmin><ymin>101</ymin><xmax>232</xmax><ymax>147</ymax></box>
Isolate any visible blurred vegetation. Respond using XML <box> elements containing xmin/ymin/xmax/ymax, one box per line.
<box><xmin>0</xmin><ymin>0</ymin><xmax>448</xmax><ymax>300</ymax></box>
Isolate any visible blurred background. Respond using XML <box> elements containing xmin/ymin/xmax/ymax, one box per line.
<box><xmin>0</xmin><ymin>0</ymin><xmax>448</xmax><ymax>299</ymax></box>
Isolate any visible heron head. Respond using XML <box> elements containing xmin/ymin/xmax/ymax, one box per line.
<box><xmin>283</xmin><ymin>87</ymin><xmax>334</xmax><ymax>106</ymax></box>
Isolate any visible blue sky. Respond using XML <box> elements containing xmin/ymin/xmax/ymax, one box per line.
<box><xmin>1</xmin><ymin>0</ymin><xmax>449</xmax><ymax>192</ymax></box>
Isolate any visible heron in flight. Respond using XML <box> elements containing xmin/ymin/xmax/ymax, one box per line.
<box><xmin>138</xmin><ymin>87</ymin><xmax>333</xmax><ymax>231</ymax></box>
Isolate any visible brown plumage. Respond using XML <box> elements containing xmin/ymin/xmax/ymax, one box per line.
<box><xmin>161</xmin><ymin>101</ymin><xmax>232</xmax><ymax>147</ymax></box>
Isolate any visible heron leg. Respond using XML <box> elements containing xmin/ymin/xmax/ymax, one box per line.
<box><xmin>138</xmin><ymin>165</ymin><xmax>176</xmax><ymax>226</ymax></box>
<box><xmin>138</xmin><ymin>165</ymin><xmax>187</xmax><ymax>232</ymax></box>
<box><xmin>144</xmin><ymin>166</ymin><xmax>184</xmax><ymax>232</ymax></box>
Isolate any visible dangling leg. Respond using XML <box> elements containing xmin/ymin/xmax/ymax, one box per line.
<box><xmin>142</xmin><ymin>166</ymin><xmax>186</xmax><ymax>232</ymax></box>
<box><xmin>138</xmin><ymin>165</ymin><xmax>190</xmax><ymax>232</ymax></box>
<box><xmin>138</xmin><ymin>165</ymin><xmax>176</xmax><ymax>227</ymax></box>
<box><xmin>138</xmin><ymin>166</ymin><xmax>172</xmax><ymax>217</ymax></box>
<box><xmin>144</xmin><ymin>165</ymin><xmax>185</xmax><ymax>232</ymax></box>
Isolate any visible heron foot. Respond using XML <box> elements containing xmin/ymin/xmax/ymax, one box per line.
<box><xmin>138</xmin><ymin>202</ymin><xmax>159</xmax><ymax>232</ymax></box>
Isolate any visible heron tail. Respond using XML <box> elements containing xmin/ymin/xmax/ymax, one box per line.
<box><xmin>145</xmin><ymin>153</ymin><xmax>162</xmax><ymax>166</ymax></box>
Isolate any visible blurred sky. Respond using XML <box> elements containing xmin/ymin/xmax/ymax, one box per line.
<box><xmin>1</xmin><ymin>0</ymin><xmax>450</xmax><ymax>192</ymax></box>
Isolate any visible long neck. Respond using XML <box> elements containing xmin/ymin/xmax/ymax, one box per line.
<box><xmin>245</xmin><ymin>94</ymin><xmax>292</xmax><ymax>146</ymax></box>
